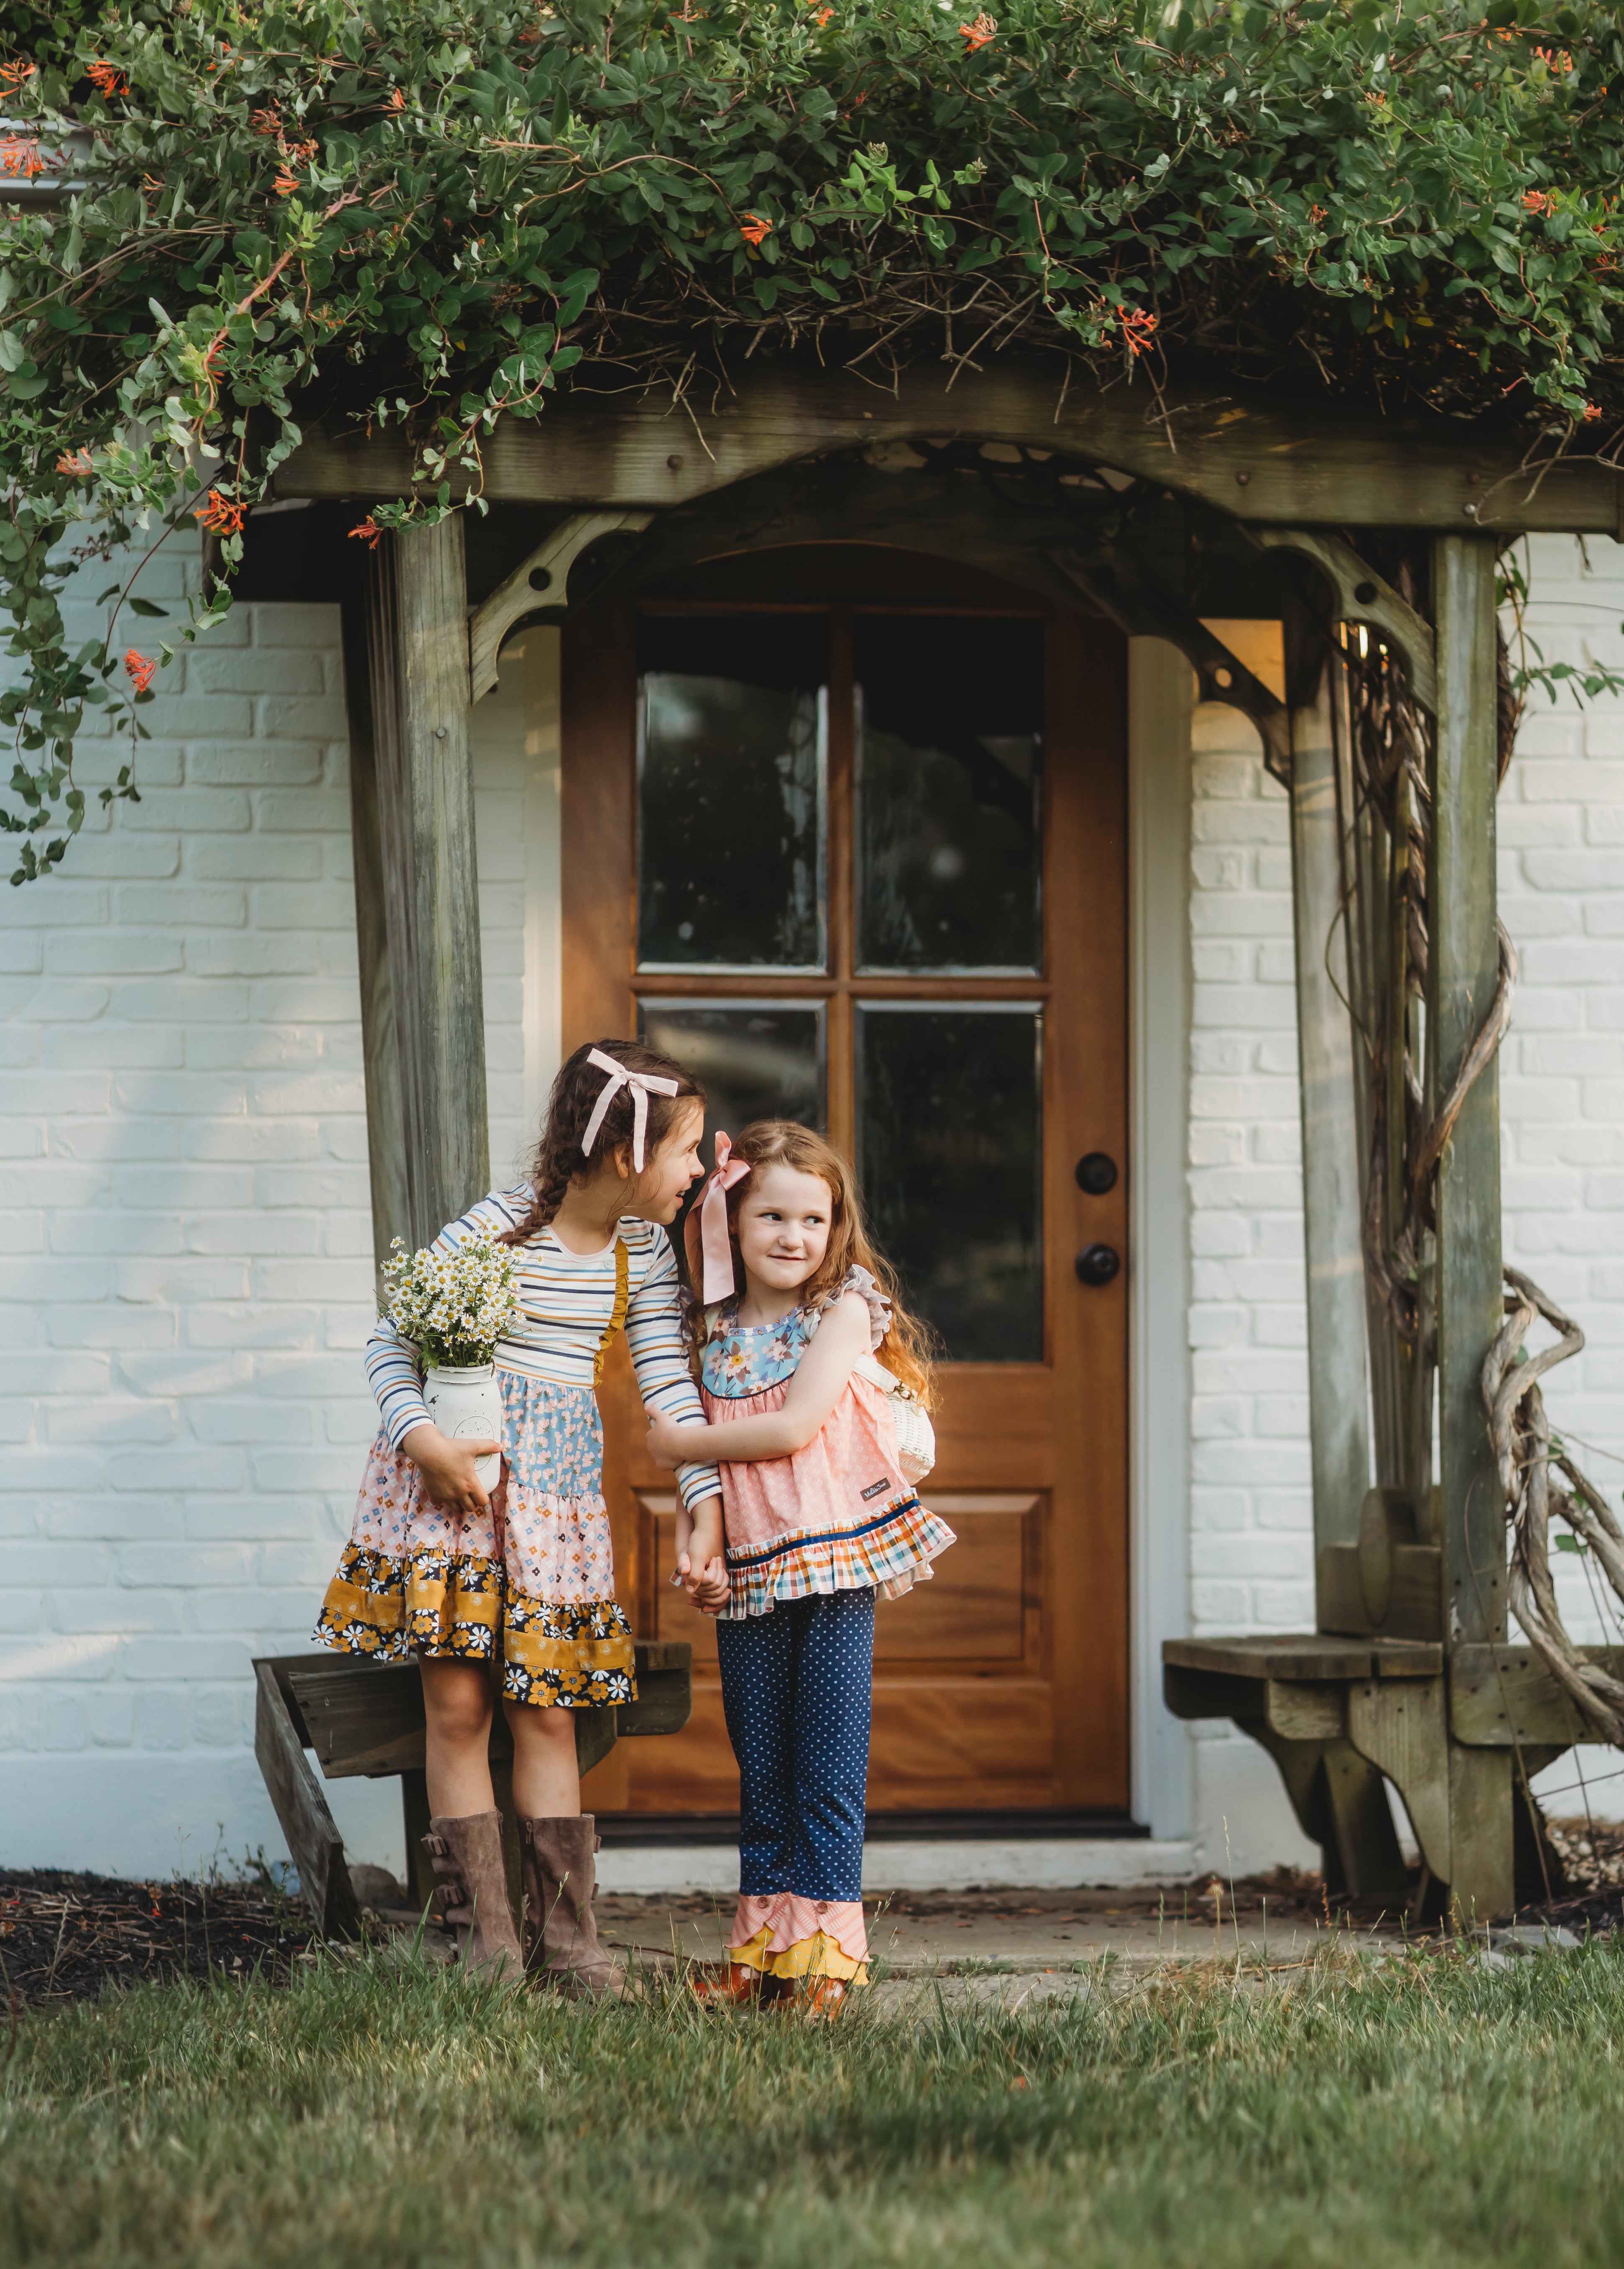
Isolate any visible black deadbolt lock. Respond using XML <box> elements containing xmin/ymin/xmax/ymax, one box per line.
<box><xmin>1075</xmin><ymin>1242</ymin><xmax>1121</xmax><ymax>1288</ymax></box>
<box><xmin>1075</xmin><ymin>1152</ymin><xmax>1118</xmax><ymax>1196</ymax></box>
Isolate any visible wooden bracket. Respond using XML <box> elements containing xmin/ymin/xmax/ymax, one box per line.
<box><xmin>1051</xmin><ymin>547</ymin><xmax>1292</xmax><ymax>777</ymax></box>
<box><xmin>467</xmin><ymin>509</ymin><xmax>654</xmax><ymax>699</ymax></box>
<box><xmin>1251</xmin><ymin>528</ymin><xmax>1438</xmax><ymax>714</ymax></box>
<box><xmin>253</xmin><ymin>1660</ymin><xmax>363</xmax><ymax>1940</ymax></box>
<box><xmin>1346</xmin><ymin>1674</ymin><xmax>1451</xmax><ymax>1883</ymax></box>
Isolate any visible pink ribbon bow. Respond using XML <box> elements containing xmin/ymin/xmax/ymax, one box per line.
<box><xmin>580</xmin><ymin>1046</ymin><xmax>680</xmax><ymax>1173</ymax></box>
<box><xmin>684</xmin><ymin>1130</ymin><xmax>751</xmax><ymax>1304</ymax></box>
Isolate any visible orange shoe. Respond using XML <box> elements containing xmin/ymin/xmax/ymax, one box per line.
<box><xmin>689</xmin><ymin>1963</ymin><xmax>781</xmax><ymax>2008</ymax></box>
<box><xmin>792</xmin><ymin>1975</ymin><xmax>852</xmax><ymax>2021</ymax></box>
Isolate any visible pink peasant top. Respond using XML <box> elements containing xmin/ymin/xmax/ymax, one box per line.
<box><xmin>699</xmin><ymin>1267</ymin><xmax>955</xmax><ymax>1620</ymax></box>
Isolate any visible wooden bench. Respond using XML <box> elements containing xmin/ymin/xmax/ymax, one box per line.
<box><xmin>1162</xmin><ymin>1633</ymin><xmax>1623</xmax><ymax>1907</ymax></box>
<box><xmin>254</xmin><ymin>1642</ymin><xmax>693</xmax><ymax>1935</ymax></box>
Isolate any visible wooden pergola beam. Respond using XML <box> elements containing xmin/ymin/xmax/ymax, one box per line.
<box><xmin>1285</xmin><ymin>591</ymin><xmax>1371</xmax><ymax>1571</ymax></box>
<box><xmin>363</xmin><ymin>517</ymin><xmax>490</xmax><ymax>1249</ymax></box>
<box><xmin>274</xmin><ymin>358</ymin><xmax>1623</xmax><ymax>535</ymax></box>
<box><xmin>1430</xmin><ymin>531</ymin><xmax>1514</xmax><ymax>1923</ymax></box>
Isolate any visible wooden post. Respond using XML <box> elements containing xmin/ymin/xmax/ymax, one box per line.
<box><xmin>365</xmin><ymin>518</ymin><xmax>490</xmax><ymax>1245</ymax></box>
<box><xmin>1284</xmin><ymin>600</ymin><xmax>1371</xmax><ymax>1581</ymax></box>
<box><xmin>1430</xmin><ymin>534</ymin><xmax>1513</xmax><ymax>1923</ymax></box>
<box><xmin>340</xmin><ymin>592</ymin><xmax>410</xmax><ymax>1280</ymax></box>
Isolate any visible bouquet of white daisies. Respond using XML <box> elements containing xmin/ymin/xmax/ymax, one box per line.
<box><xmin>380</xmin><ymin>1232</ymin><xmax>521</xmax><ymax>1370</ymax></box>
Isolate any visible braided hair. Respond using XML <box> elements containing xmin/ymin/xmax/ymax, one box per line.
<box><xmin>501</xmin><ymin>1037</ymin><xmax>705</xmax><ymax>1247</ymax></box>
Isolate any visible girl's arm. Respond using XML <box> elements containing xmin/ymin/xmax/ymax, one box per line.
<box><xmin>623</xmin><ymin>1226</ymin><xmax>724</xmax><ymax>1518</ymax></box>
<box><xmin>647</xmin><ymin>1293</ymin><xmax>871</xmax><ymax>1465</ymax></box>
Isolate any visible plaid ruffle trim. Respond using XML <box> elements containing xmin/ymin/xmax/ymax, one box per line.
<box><xmin>718</xmin><ymin>1493</ymin><xmax>956</xmax><ymax>1621</ymax></box>
<box><xmin>315</xmin><ymin>1542</ymin><xmax>636</xmax><ymax>1709</ymax></box>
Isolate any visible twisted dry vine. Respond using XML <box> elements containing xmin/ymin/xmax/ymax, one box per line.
<box><xmin>1483</xmin><ymin>1270</ymin><xmax>1624</xmax><ymax>1745</ymax></box>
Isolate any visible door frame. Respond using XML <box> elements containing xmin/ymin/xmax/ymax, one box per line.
<box><xmin>559</xmin><ymin>552</ymin><xmax>1131</xmax><ymax>1816</ymax></box>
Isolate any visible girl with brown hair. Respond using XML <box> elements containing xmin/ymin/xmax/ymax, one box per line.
<box><xmin>647</xmin><ymin>1118</ymin><xmax>955</xmax><ymax>2013</ymax></box>
<box><xmin>317</xmin><ymin>1039</ymin><xmax>720</xmax><ymax>1992</ymax></box>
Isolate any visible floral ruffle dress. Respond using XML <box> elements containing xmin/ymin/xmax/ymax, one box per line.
<box><xmin>316</xmin><ymin>1186</ymin><xmax>719</xmax><ymax>1709</ymax></box>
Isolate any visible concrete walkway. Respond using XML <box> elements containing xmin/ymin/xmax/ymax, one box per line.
<box><xmin>595</xmin><ymin>1883</ymin><xmax>1411</xmax><ymax>1977</ymax></box>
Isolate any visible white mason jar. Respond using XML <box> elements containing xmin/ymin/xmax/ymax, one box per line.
<box><xmin>424</xmin><ymin>1364</ymin><xmax>504</xmax><ymax>1490</ymax></box>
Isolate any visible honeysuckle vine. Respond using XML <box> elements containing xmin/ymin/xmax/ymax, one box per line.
<box><xmin>4</xmin><ymin>0</ymin><xmax>1624</xmax><ymax>879</ymax></box>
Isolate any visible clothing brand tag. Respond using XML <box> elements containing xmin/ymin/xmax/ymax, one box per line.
<box><xmin>860</xmin><ymin>1477</ymin><xmax>890</xmax><ymax>1502</ymax></box>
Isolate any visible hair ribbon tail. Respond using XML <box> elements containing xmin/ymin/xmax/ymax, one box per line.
<box><xmin>684</xmin><ymin>1130</ymin><xmax>749</xmax><ymax>1302</ymax></box>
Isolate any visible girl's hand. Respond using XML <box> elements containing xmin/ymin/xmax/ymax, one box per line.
<box><xmin>686</xmin><ymin>1554</ymin><xmax>729</xmax><ymax>1615</ymax></box>
<box><xmin>647</xmin><ymin>1408</ymin><xmax>708</xmax><ymax>1467</ymax></box>
<box><xmin>401</xmin><ymin>1423</ymin><xmax>499</xmax><ymax>1516</ymax></box>
<box><xmin>678</xmin><ymin>1499</ymin><xmax>727</xmax><ymax>1613</ymax></box>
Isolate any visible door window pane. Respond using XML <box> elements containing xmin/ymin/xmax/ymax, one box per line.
<box><xmin>638</xmin><ymin>615</ymin><xmax>827</xmax><ymax>970</ymax></box>
<box><xmin>855</xmin><ymin>615</ymin><xmax>1042</xmax><ymax>974</ymax></box>
<box><xmin>638</xmin><ymin>1001</ymin><xmax>826</xmax><ymax>1280</ymax></box>
<box><xmin>857</xmin><ymin>1005</ymin><xmax>1043</xmax><ymax>1362</ymax></box>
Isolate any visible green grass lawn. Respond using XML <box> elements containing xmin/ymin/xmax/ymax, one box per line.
<box><xmin>2</xmin><ymin>1944</ymin><xmax>1621</xmax><ymax>2269</ymax></box>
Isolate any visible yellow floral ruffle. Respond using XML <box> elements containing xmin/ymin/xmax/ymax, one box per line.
<box><xmin>315</xmin><ymin>1541</ymin><xmax>636</xmax><ymax>1709</ymax></box>
<box><xmin>728</xmin><ymin>1926</ymin><xmax>869</xmax><ymax>1984</ymax></box>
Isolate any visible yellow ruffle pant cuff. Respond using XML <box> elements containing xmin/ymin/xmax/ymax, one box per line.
<box><xmin>728</xmin><ymin>1925</ymin><xmax>869</xmax><ymax>1985</ymax></box>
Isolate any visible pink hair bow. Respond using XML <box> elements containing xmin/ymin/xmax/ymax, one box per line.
<box><xmin>684</xmin><ymin>1130</ymin><xmax>751</xmax><ymax>1304</ymax></box>
<box><xmin>580</xmin><ymin>1046</ymin><xmax>680</xmax><ymax>1173</ymax></box>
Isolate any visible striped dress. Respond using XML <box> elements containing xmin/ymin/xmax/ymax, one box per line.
<box><xmin>316</xmin><ymin>1187</ymin><xmax>719</xmax><ymax>1709</ymax></box>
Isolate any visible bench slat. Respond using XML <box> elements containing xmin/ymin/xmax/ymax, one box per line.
<box><xmin>281</xmin><ymin>1643</ymin><xmax>694</xmax><ymax>1779</ymax></box>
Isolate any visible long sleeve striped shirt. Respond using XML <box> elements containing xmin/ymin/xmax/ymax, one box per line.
<box><xmin>365</xmin><ymin>1187</ymin><xmax>720</xmax><ymax>1511</ymax></box>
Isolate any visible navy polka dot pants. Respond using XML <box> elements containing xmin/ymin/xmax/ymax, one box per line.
<box><xmin>715</xmin><ymin>1588</ymin><xmax>875</xmax><ymax>1902</ymax></box>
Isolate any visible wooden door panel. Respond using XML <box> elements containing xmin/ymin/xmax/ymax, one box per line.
<box><xmin>868</xmin><ymin>1681</ymin><xmax>1056</xmax><ymax>1809</ymax></box>
<box><xmin>874</xmin><ymin>1510</ymin><xmax>1030</xmax><ymax>1661</ymax></box>
<box><xmin>927</xmin><ymin>1368</ymin><xmax>1053</xmax><ymax>1485</ymax></box>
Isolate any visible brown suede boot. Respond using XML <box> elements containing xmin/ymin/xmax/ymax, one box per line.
<box><xmin>421</xmin><ymin>1811</ymin><xmax>523</xmax><ymax>1978</ymax></box>
<box><xmin>518</xmin><ymin>1814</ymin><xmax>624</xmax><ymax>1997</ymax></box>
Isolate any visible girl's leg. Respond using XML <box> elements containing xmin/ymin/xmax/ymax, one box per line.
<box><xmin>506</xmin><ymin>1699</ymin><xmax>618</xmax><ymax>1995</ymax></box>
<box><xmin>716</xmin><ymin>1610</ymin><xmax>798</xmax><ymax>1904</ymax></box>
<box><xmin>503</xmin><ymin>1692</ymin><xmax>581</xmax><ymax>1818</ymax></box>
<box><xmin>419</xmin><ymin>1656</ymin><xmax>498</xmax><ymax>1817</ymax></box>
<box><xmin>416</xmin><ymin>1656</ymin><xmax>521</xmax><ymax>1974</ymax></box>
<box><xmin>788</xmin><ymin>1588</ymin><xmax>874</xmax><ymax>1969</ymax></box>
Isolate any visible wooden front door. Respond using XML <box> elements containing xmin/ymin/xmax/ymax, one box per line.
<box><xmin>562</xmin><ymin>545</ymin><xmax>1129</xmax><ymax>1819</ymax></box>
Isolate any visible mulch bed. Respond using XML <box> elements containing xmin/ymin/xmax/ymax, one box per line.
<box><xmin>0</xmin><ymin>1869</ymin><xmax>321</xmax><ymax>2008</ymax></box>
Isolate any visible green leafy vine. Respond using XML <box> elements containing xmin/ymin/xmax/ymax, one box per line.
<box><xmin>4</xmin><ymin>0</ymin><xmax>1624</xmax><ymax>879</ymax></box>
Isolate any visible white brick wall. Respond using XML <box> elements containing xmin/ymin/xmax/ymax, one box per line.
<box><xmin>0</xmin><ymin>538</ymin><xmax>549</xmax><ymax>1877</ymax></box>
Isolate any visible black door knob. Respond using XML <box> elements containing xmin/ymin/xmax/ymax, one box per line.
<box><xmin>1075</xmin><ymin>1152</ymin><xmax>1118</xmax><ymax>1196</ymax></box>
<box><xmin>1075</xmin><ymin>1242</ymin><xmax>1121</xmax><ymax>1287</ymax></box>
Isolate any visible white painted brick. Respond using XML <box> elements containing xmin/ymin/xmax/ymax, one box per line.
<box><xmin>195</xmin><ymin>838</ymin><xmax>325</xmax><ymax>881</ymax></box>
<box><xmin>116</xmin><ymin>881</ymin><xmax>247</xmax><ymax>927</ymax></box>
<box><xmin>123</xmin><ymin>785</ymin><xmax>253</xmax><ymax>832</ymax></box>
<box><xmin>114</xmin><ymin>977</ymin><xmax>251</xmax><ymax>1023</ymax></box>
<box><xmin>42</xmin><ymin>1026</ymin><xmax>184</xmax><ymax>1070</ymax></box>
<box><xmin>183</xmin><ymin>1119</ymin><xmax>325</xmax><ymax>1162</ymax></box>
<box><xmin>51</xmin><ymin>1119</ymin><xmax>182</xmax><ymax>1164</ymax></box>
<box><xmin>187</xmin><ymin>935</ymin><xmax>322</xmax><ymax>978</ymax></box>
<box><xmin>46</xmin><ymin>933</ymin><xmax>184</xmax><ymax>975</ymax></box>
<box><xmin>185</xmin><ymin>1028</ymin><xmax>328</xmax><ymax>1072</ymax></box>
